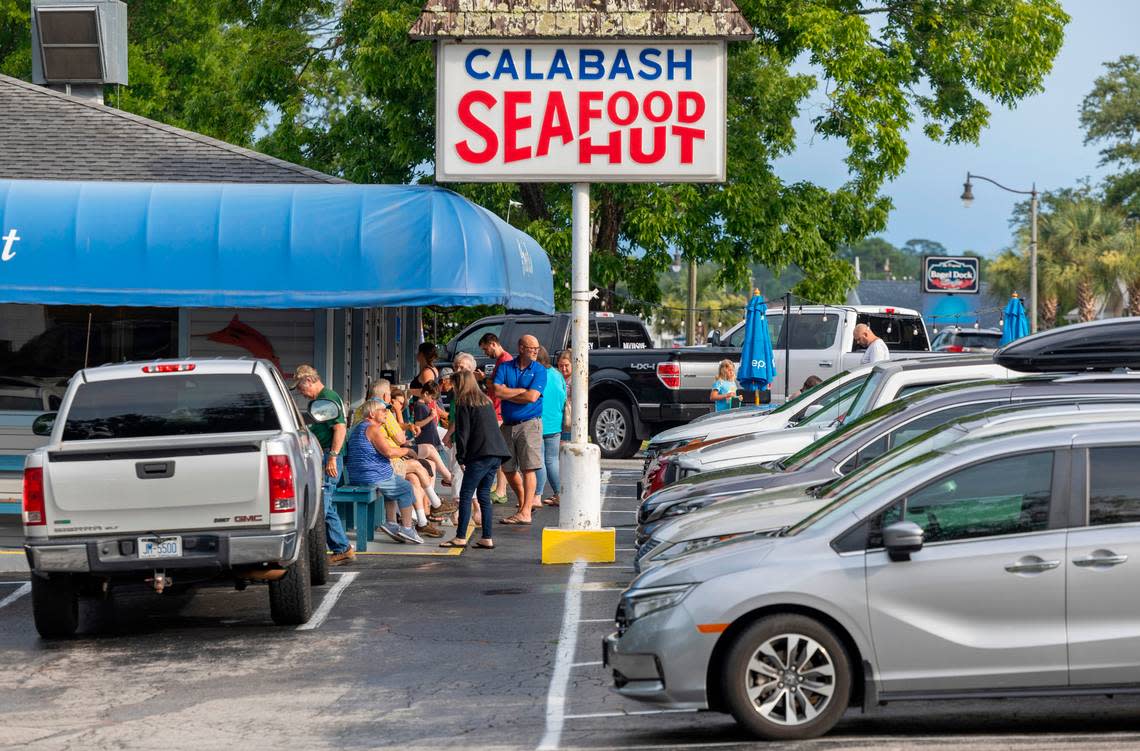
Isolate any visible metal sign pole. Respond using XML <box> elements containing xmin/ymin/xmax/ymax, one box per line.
<box><xmin>558</xmin><ymin>182</ymin><xmax>602</xmax><ymax>537</ymax></box>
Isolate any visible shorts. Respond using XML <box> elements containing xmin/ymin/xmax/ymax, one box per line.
<box><xmin>377</xmin><ymin>473</ymin><xmax>416</xmax><ymax>509</ymax></box>
<box><xmin>500</xmin><ymin>418</ymin><xmax>543</xmax><ymax>473</ymax></box>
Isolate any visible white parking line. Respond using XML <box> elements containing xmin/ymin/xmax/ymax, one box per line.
<box><xmin>571</xmin><ymin>661</ymin><xmax>603</xmax><ymax>667</ymax></box>
<box><xmin>579</xmin><ymin>618</ymin><xmax>613</xmax><ymax>623</ymax></box>
<box><xmin>296</xmin><ymin>571</ymin><xmax>357</xmax><ymax>631</ymax></box>
<box><xmin>0</xmin><ymin>582</ymin><xmax>30</xmax><ymax>610</ymax></box>
<box><xmin>538</xmin><ymin>560</ymin><xmax>587</xmax><ymax>751</ymax></box>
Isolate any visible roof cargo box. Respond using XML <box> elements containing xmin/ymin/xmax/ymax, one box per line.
<box><xmin>995</xmin><ymin>318</ymin><xmax>1140</xmax><ymax>373</ymax></box>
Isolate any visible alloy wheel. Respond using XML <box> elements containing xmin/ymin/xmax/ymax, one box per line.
<box><xmin>595</xmin><ymin>407</ymin><xmax>627</xmax><ymax>452</ymax></box>
<box><xmin>744</xmin><ymin>633</ymin><xmax>836</xmax><ymax>726</ymax></box>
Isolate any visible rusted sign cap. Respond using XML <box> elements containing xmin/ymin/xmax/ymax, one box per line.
<box><xmin>410</xmin><ymin>0</ymin><xmax>754</xmax><ymax>41</ymax></box>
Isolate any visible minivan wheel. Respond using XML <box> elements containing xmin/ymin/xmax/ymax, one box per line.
<box><xmin>31</xmin><ymin>574</ymin><xmax>80</xmax><ymax>639</ymax></box>
<box><xmin>721</xmin><ymin>615</ymin><xmax>851</xmax><ymax>741</ymax></box>
<box><xmin>591</xmin><ymin>399</ymin><xmax>637</xmax><ymax>459</ymax></box>
<box><xmin>268</xmin><ymin>537</ymin><xmax>313</xmax><ymax>626</ymax></box>
<box><xmin>308</xmin><ymin>519</ymin><xmax>329</xmax><ymax>586</ymax></box>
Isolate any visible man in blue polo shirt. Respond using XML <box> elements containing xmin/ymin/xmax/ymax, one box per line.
<box><xmin>493</xmin><ymin>334</ymin><xmax>548</xmax><ymax>524</ymax></box>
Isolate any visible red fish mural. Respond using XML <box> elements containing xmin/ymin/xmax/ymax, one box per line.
<box><xmin>200</xmin><ymin>315</ymin><xmax>282</xmax><ymax>370</ymax></box>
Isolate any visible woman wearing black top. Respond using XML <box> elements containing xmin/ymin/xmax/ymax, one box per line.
<box><xmin>409</xmin><ymin>342</ymin><xmax>440</xmax><ymax>398</ymax></box>
<box><xmin>441</xmin><ymin>370</ymin><xmax>511</xmax><ymax>549</ymax></box>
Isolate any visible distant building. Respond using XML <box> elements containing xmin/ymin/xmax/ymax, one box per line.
<box><xmin>852</xmin><ymin>279</ymin><xmax>1003</xmax><ymax>332</ymax></box>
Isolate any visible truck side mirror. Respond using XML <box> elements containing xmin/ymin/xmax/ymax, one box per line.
<box><xmin>32</xmin><ymin>412</ymin><xmax>57</xmax><ymax>437</ymax></box>
<box><xmin>305</xmin><ymin>399</ymin><xmax>340</xmax><ymax>425</ymax></box>
<box><xmin>707</xmin><ymin>330</ymin><xmax>721</xmax><ymax>346</ymax></box>
<box><xmin>883</xmin><ymin>520</ymin><xmax>924</xmax><ymax>562</ymax></box>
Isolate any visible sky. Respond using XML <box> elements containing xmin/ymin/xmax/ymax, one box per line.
<box><xmin>773</xmin><ymin>0</ymin><xmax>1139</xmax><ymax>257</ymax></box>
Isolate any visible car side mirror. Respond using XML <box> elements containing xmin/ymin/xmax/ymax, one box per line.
<box><xmin>32</xmin><ymin>412</ymin><xmax>57</xmax><ymax>437</ymax></box>
<box><xmin>305</xmin><ymin>399</ymin><xmax>340</xmax><ymax>425</ymax></box>
<box><xmin>883</xmin><ymin>520</ymin><xmax>924</xmax><ymax>562</ymax></box>
<box><xmin>707</xmin><ymin>330</ymin><xmax>721</xmax><ymax>346</ymax></box>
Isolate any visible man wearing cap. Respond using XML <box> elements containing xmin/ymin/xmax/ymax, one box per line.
<box><xmin>294</xmin><ymin>364</ymin><xmax>354</xmax><ymax>565</ymax></box>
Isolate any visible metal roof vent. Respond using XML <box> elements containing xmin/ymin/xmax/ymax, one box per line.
<box><xmin>31</xmin><ymin>0</ymin><xmax>127</xmax><ymax>103</ymax></box>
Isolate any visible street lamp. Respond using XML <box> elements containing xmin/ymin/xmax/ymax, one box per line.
<box><xmin>960</xmin><ymin>172</ymin><xmax>1040</xmax><ymax>333</ymax></box>
<box><xmin>505</xmin><ymin>199</ymin><xmax>523</xmax><ymax>225</ymax></box>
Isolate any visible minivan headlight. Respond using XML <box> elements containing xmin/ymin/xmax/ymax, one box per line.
<box><xmin>617</xmin><ymin>584</ymin><xmax>695</xmax><ymax>627</ymax></box>
<box><xmin>661</xmin><ymin>497</ymin><xmax>716</xmax><ymax>518</ymax></box>
<box><xmin>653</xmin><ymin>534</ymin><xmax>743</xmax><ymax>562</ymax></box>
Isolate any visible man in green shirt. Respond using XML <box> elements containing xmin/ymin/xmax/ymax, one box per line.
<box><xmin>295</xmin><ymin>364</ymin><xmax>354</xmax><ymax>565</ymax></box>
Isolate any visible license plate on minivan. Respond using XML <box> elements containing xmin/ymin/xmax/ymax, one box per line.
<box><xmin>138</xmin><ymin>536</ymin><xmax>182</xmax><ymax>559</ymax></box>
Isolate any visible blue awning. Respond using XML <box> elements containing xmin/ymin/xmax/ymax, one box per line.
<box><xmin>0</xmin><ymin>179</ymin><xmax>554</xmax><ymax>312</ymax></box>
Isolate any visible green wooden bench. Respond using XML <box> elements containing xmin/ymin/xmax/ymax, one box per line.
<box><xmin>332</xmin><ymin>484</ymin><xmax>380</xmax><ymax>552</ymax></box>
<box><xmin>0</xmin><ymin>455</ymin><xmax>23</xmax><ymax>515</ymax></box>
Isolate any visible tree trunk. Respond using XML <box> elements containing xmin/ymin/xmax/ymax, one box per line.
<box><xmin>1128</xmin><ymin>278</ymin><xmax>1140</xmax><ymax>317</ymax></box>
<box><xmin>1040</xmin><ymin>295</ymin><xmax>1058</xmax><ymax>329</ymax></box>
<box><xmin>592</xmin><ymin>187</ymin><xmax>625</xmax><ymax>311</ymax></box>
<box><xmin>1076</xmin><ymin>279</ymin><xmax>1097</xmax><ymax>322</ymax></box>
<box><xmin>518</xmin><ymin>183</ymin><xmax>550</xmax><ymax>222</ymax></box>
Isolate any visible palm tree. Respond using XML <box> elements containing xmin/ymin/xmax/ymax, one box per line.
<box><xmin>1035</xmin><ymin>197</ymin><xmax>1123</xmax><ymax>323</ymax></box>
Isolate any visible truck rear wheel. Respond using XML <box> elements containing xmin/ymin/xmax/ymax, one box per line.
<box><xmin>269</xmin><ymin>538</ymin><xmax>313</xmax><ymax>626</ymax></box>
<box><xmin>32</xmin><ymin>574</ymin><xmax>79</xmax><ymax>639</ymax></box>
<box><xmin>308</xmin><ymin>518</ymin><xmax>329</xmax><ymax>586</ymax></box>
<box><xmin>590</xmin><ymin>399</ymin><xmax>637</xmax><ymax>459</ymax></box>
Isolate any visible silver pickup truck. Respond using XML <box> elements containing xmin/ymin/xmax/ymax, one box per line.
<box><xmin>21</xmin><ymin>359</ymin><xmax>334</xmax><ymax>638</ymax></box>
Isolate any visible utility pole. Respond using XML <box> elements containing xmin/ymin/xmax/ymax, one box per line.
<box><xmin>687</xmin><ymin>259</ymin><xmax>698</xmax><ymax>345</ymax></box>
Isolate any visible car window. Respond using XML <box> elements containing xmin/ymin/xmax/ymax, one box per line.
<box><xmin>775</xmin><ymin>314</ymin><xmax>836</xmax><ymax>350</ymax></box>
<box><xmin>451</xmin><ymin>322</ymin><xmax>503</xmax><ymax>358</ymax></box>
<box><xmin>618</xmin><ymin>320</ymin><xmax>652</xmax><ymax>349</ymax></box>
<box><xmin>839</xmin><ymin>434</ymin><xmax>889</xmax><ymax>474</ymax></box>
<box><xmin>0</xmin><ymin>395</ymin><xmax>43</xmax><ymax>410</ymax></box>
<box><xmin>725</xmin><ymin>321</ymin><xmax>750</xmax><ymax>349</ymax></box>
<box><xmin>62</xmin><ymin>374</ymin><xmax>280</xmax><ymax>440</ymax></box>
<box><xmin>1088</xmin><ymin>446</ymin><xmax>1140</xmax><ymax>526</ymax></box>
<box><xmin>903</xmin><ymin>452</ymin><xmax>1054</xmax><ymax>544</ymax></box>
<box><xmin>857</xmin><ymin>314</ymin><xmax>929</xmax><ymax>351</ymax></box>
<box><xmin>595</xmin><ymin>321</ymin><xmax>619</xmax><ymax>349</ymax></box>
<box><xmin>801</xmin><ymin>378</ymin><xmax>866</xmax><ymax>426</ymax></box>
<box><xmin>509</xmin><ymin>319</ymin><xmax>555</xmax><ymax>351</ymax></box>
<box><xmin>888</xmin><ymin>403</ymin><xmax>995</xmax><ymax>450</ymax></box>
<box><xmin>588</xmin><ymin>321</ymin><xmax>600</xmax><ymax>350</ymax></box>
<box><xmin>895</xmin><ymin>381</ymin><xmax>952</xmax><ymax>400</ymax></box>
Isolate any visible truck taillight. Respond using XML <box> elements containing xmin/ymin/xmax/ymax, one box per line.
<box><xmin>23</xmin><ymin>467</ymin><xmax>45</xmax><ymax>526</ymax></box>
<box><xmin>656</xmin><ymin>362</ymin><xmax>681</xmax><ymax>390</ymax></box>
<box><xmin>267</xmin><ymin>455</ymin><xmax>296</xmax><ymax>513</ymax></box>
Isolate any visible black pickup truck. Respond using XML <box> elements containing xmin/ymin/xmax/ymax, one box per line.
<box><xmin>441</xmin><ymin>313</ymin><xmax>724</xmax><ymax>459</ymax></box>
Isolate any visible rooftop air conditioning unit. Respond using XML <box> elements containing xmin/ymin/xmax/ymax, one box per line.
<box><xmin>30</xmin><ymin>0</ymin><xmax>127</xmax><ymax>86</ymax></box>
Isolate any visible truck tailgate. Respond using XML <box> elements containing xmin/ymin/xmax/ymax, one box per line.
<box><xmin>44</xmin><ymin>435</ymin><xmax>274</xmax><ymax>535</ymax></box>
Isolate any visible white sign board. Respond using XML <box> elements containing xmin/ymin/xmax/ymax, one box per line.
<box><xmin>436</xmin><ymin>41</ymin><xmax>726</xmax><ymax>183</ymax></box>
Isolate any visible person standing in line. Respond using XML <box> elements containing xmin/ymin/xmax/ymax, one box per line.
<box><xmin>442</xmin><ymin>352</ymin><xmax>477</xmax><ymax>518</ymax></box>
<box><xmin>479</xmin><ymin>332</ymin><xmax>514</xmax><ymax>504</ymax></box>
<box><xmin>854</xmin><ymin>323</ymin><xmax>890</xmax><ymax>364</ymax></box>
<box><xmin>710</xmin><ymin>359</ymin><xmax>741</xmax><ymax>412</ymax></box>
<box><xmin>345</xmin><ymin>398</ymin><xmax>424</xmax><ymax>545</ymax></box>
<box><xmin>493</xmin><ymin>334</ymin><xmax>547</xmax><ymax>525</ymax></box>
<box><xmin>557</xmin><ymin>350</ymin><xmax>573</xmax><ymax>441</ymax></box>
<box><xmin>294</xmin><ymin>364</ymin><xmax>354</xmax><ymax>565</ymax></box>
<box><xmin>409</xmin><ymin>342</ymin><xmax>441</xmax><ymax>399</ymax></box>
<box><xmin>440</xmin><ymin>370</ymin><xmax>511</xmax><ymax>549</ymax></box>
<box><xmin>533</xmin><ymin>347</ymin><xmax>567</xmax><ymax>508</ymax></box>
<box><xmin>411</xmin><ymin>380</ymin><xmax>454</xmax><ymax>486</ymax></box>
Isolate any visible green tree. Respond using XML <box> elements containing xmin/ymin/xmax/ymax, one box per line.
<box><xmin>1081</xmin><ymin>55</ymin><xmax>1140</xmax><ymax>217</ymax></box>
<box><xmin>269</xmin><ymin>0</ymin><xmax>1067</xmax><ymax>309</ymax></box>
<box><xmin>0</xmin><ymin>0</ymin><xmax>336</xmax><ymax>147</ymax></box>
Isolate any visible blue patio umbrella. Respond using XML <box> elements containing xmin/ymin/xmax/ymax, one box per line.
<box><xmin>738</xmin><ymin>291</ymin><xmax>778</xmax><ymax>404</ymax></box>
<box><xmin>1000</xmin><ymin>294</ymin><xmax>1030</xmax><ymax>346</ymax></box>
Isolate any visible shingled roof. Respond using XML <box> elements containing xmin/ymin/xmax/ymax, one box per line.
<box><xmin>410</xmin><ymin>0</ymin><xmax>754</xmax><ymax>41</ymax></box>
<box><xmin>0</xmin><ymin>74</ymin><xmax>344</xmax><ymax>184</ymax></box>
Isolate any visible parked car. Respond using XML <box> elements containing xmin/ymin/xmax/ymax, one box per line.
<box><xmin>698</xmin><ymin>305</ymin><xmax>935</xmax><ymax>400</ymax></box>
<box><xmin>659</xmin><ymin>356</ymin><xmax>1013</xmax><ymax>485</ymax></box>
<box><xmin>636</xmin><ymin>375</ymin><xmax>1140</xmax><ymax>564</ymax></box>
<box><xmin>930</xmin><ymin>326</ymin><xmax>1002</xmax><ymax>352</ymax></box>
<box><xmin>21</xmin><ymin>359</ymin><xmax>333</xmax><ymax>637</ymax></box>
<box><xmin>605</xmin><ymin>406</ymin><xmax>1140</xmax><ymax>740</ymax></box>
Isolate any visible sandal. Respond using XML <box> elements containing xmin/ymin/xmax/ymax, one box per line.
<box><xmin>542</xmin><ymin>498</ymin><xmax>560</xmax><ymax>507</ymax></box>
<box><xmin>439</xmin><ymin>538</ymin><xmax>468</xmax><ymax>548</ymax></box>
<box><xmin>474</xmin><ymin>540</ymin><xmax>494</xmax><ymax>549</ymax></box>
<box><xmin>499</xmin><ymin>516</ymin><xmax>532</xmax><ymax>525</ymax></box>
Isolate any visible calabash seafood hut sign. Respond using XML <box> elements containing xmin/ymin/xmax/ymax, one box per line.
<box><xmin>436</xmin><ymin>41</ymin><xmax>726</xmax><ymax>183</ymax></box>
<box><xmin>924</xmin><ymin>256</ymin><xmax>980</xmax><ymax>294</ymax></box>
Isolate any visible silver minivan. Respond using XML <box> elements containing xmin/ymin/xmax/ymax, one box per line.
<box><xmin>605</xmin><ymin>416</ymin><xmax>1140</xmax><ymax>740</ymax></box>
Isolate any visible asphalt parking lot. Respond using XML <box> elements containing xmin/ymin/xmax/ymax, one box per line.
<box><xmin>2</xmin><ymin>459</ymin><xmax>1140</xmax><ymax>750</ymax></box>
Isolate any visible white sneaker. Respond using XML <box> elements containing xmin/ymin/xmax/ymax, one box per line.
<box><xmin>396</xmin><ymin>526</ymin><xmax>424</xmax><ymax>544</ymax></box>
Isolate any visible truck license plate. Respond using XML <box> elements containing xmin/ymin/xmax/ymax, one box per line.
<box><xmin>138</xmin><ymin>536</ymin><xmax>182</xmax><ymax>559</ymax></box>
